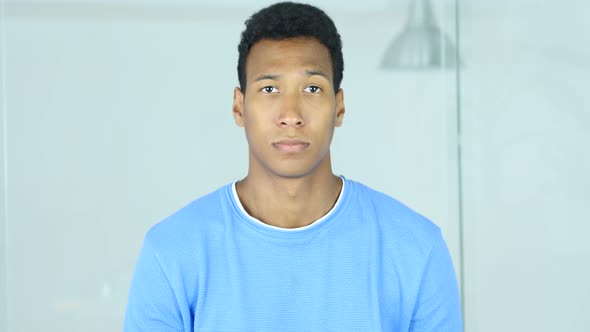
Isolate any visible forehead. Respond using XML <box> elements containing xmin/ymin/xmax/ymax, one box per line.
<box><xmin>245</xmin><ymin>37</ymin><xmax>333</xmax><ymax>80</ymax></box>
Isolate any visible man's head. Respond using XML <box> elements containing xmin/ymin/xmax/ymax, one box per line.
<box><xmin>233</xmin><ymin>2</ymin><xmax>345</xmax><ymax>180</ymax></box>
<box><xmin>237</xmin><ymin>2</ymin><xmax>344</xmax><ymax>92</ymax></box>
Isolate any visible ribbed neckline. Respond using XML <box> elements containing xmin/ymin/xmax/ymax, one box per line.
<box><xmin>226</xmin><ymin>176</ymin><xmax>352</xmax><ymax>240</ymax></box>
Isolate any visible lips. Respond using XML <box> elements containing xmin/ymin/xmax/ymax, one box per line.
<box><xmin>272</xmin><ymin>138</ymin><xmax>310</xmax><ymax>152</ymax></box>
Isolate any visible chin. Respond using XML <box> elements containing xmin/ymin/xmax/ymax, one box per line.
<box><xmin>267</xmin><ymin>161</ymin><xmax>325</xmax><ymax>179</ymax></box>
<box><xmin>270</xmin><ymin>168</ymin><xmax>313</xmax><ymax>179</ymax></box>
<box><xmin>251</xmin><ymin>151</ymin><xmax>330</xmax><ymax>179</ymax></box>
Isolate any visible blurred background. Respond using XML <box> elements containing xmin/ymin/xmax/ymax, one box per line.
<box><xmin>0</xmin><ymin>0</ymin><xmax>589</xmax><ymax>331</ymax></box>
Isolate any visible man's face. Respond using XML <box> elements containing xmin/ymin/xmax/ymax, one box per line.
<box><xmin>233</xmin><ymin>37</ymin><xmax>345</xmax><ymax>179</ymax></box>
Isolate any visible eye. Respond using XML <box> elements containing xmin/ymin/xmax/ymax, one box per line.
<box><xmin>261</xmin><ymin>86</ymin><xmax>279</xmax><ymax>94</ymax></box>
<box><xmin>304</xmin><ymin>85</ymin><xmax>322</xmax><ymax>93</ymax></box>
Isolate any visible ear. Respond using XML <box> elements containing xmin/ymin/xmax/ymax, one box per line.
<box><xmin>233</xmin><ymin>87</ymin><xmax>245</xmax><ymax>127</ymax></box>
<box><xmin>335</xmin><ymin>88</ymin><xmax>345</xmax><ymax>127</ymax></box>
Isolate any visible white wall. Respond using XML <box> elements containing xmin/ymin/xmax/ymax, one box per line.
<box><xmin>0</xmin><ymin>1</ymin><xmax>8</xmax><ymax>328</ymax></box>
<box><xmin>1</xmin><ymin>1</ymin><xmax>462</xmax><ymax>330</ymax></box>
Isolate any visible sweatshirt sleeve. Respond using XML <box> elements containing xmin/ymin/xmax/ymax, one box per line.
<box><xmin>124</xmin><ymin>234</ymin><xmax>184</xmax><ymax>332</ymax></box>
<box><xmin>409</xmin><ymin>230</ymin><xmax>464</xmax><ymax>332</ymax></box>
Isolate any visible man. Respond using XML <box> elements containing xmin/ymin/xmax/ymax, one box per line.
<box><xmin>124</xmin><ymin>2</ymin><xmax>463</xmax><ymax>331</ymax></box>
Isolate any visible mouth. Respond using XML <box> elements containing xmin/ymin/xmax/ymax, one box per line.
<box><xmin>272</xmin><ymin>139</ymin><xmax>310</xmax><ymax>153</ymax></box>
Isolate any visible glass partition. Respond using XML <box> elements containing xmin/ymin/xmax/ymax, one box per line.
<box><xmin>460</xmin><ymin>1</ymin><xmax>590</xmax><ymax>330</ymax></box>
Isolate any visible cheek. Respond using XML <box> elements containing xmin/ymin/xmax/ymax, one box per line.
<box><xmin>244</xmin><ymin>100</ymin><xmax>279</xmax><ymax>122</ymax></box>
<box><xmin>243</xmin><ymin>113</ymin><xmax>272</xmax><ymax>144</ymax></box>
<box><xmin>313</xmin><ymin>108</ymin><xmax>338</xmax><ymax>127</ymax></box>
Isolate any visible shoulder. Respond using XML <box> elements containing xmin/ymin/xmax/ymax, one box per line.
<box><xmin>143</xmin><ymin>183</ymin><xmax>232</xmax><ymax>257</ymax></box>
<box><xmin>345</xmin><ymin>178</ymin><xmax>442</xmax><ymax>254</ymax></box>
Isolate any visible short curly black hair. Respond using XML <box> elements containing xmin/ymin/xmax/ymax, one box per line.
<box><xmin>237</xmin><ymin>2</ymin><xmax>344</xmax><ymax>92</ymax></box>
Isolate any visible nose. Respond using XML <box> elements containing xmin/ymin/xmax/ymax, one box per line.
<box><xmin>276</xmin><ymin>93</ymin><xmax>304</xmax><ymax>128</ymax></box>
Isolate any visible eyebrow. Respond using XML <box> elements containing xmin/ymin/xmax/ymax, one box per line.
<box><xmin>253</xmin><ymin>69</ymin><xmax>331</xmax><ymax>82</ymax></box>
<box><xmin>305</xmin><ymin>69</ymin><xmax>330</xmax><ymax>81</ymax></box>
<box><xmin>254</xmin><ymin>74</ymin><xmax>280</xmax><ymax>82</ymax></box>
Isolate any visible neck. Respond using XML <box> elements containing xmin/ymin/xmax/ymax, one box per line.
<box><xmin>236</xmin><ymin>164</ymin><xmax>343</xmax><ymax>229</ymax></box>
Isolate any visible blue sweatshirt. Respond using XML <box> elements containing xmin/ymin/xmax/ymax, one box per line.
<box><xmin>124</xmin><ymin>177</ymin><xmax>463</xmax><ymax>331</ymax></box>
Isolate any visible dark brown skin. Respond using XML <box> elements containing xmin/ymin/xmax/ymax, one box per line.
<box><xmin>232</xmin><ymin>37</ymin><xmax>346</xmax><ymax>229</ymax></box>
